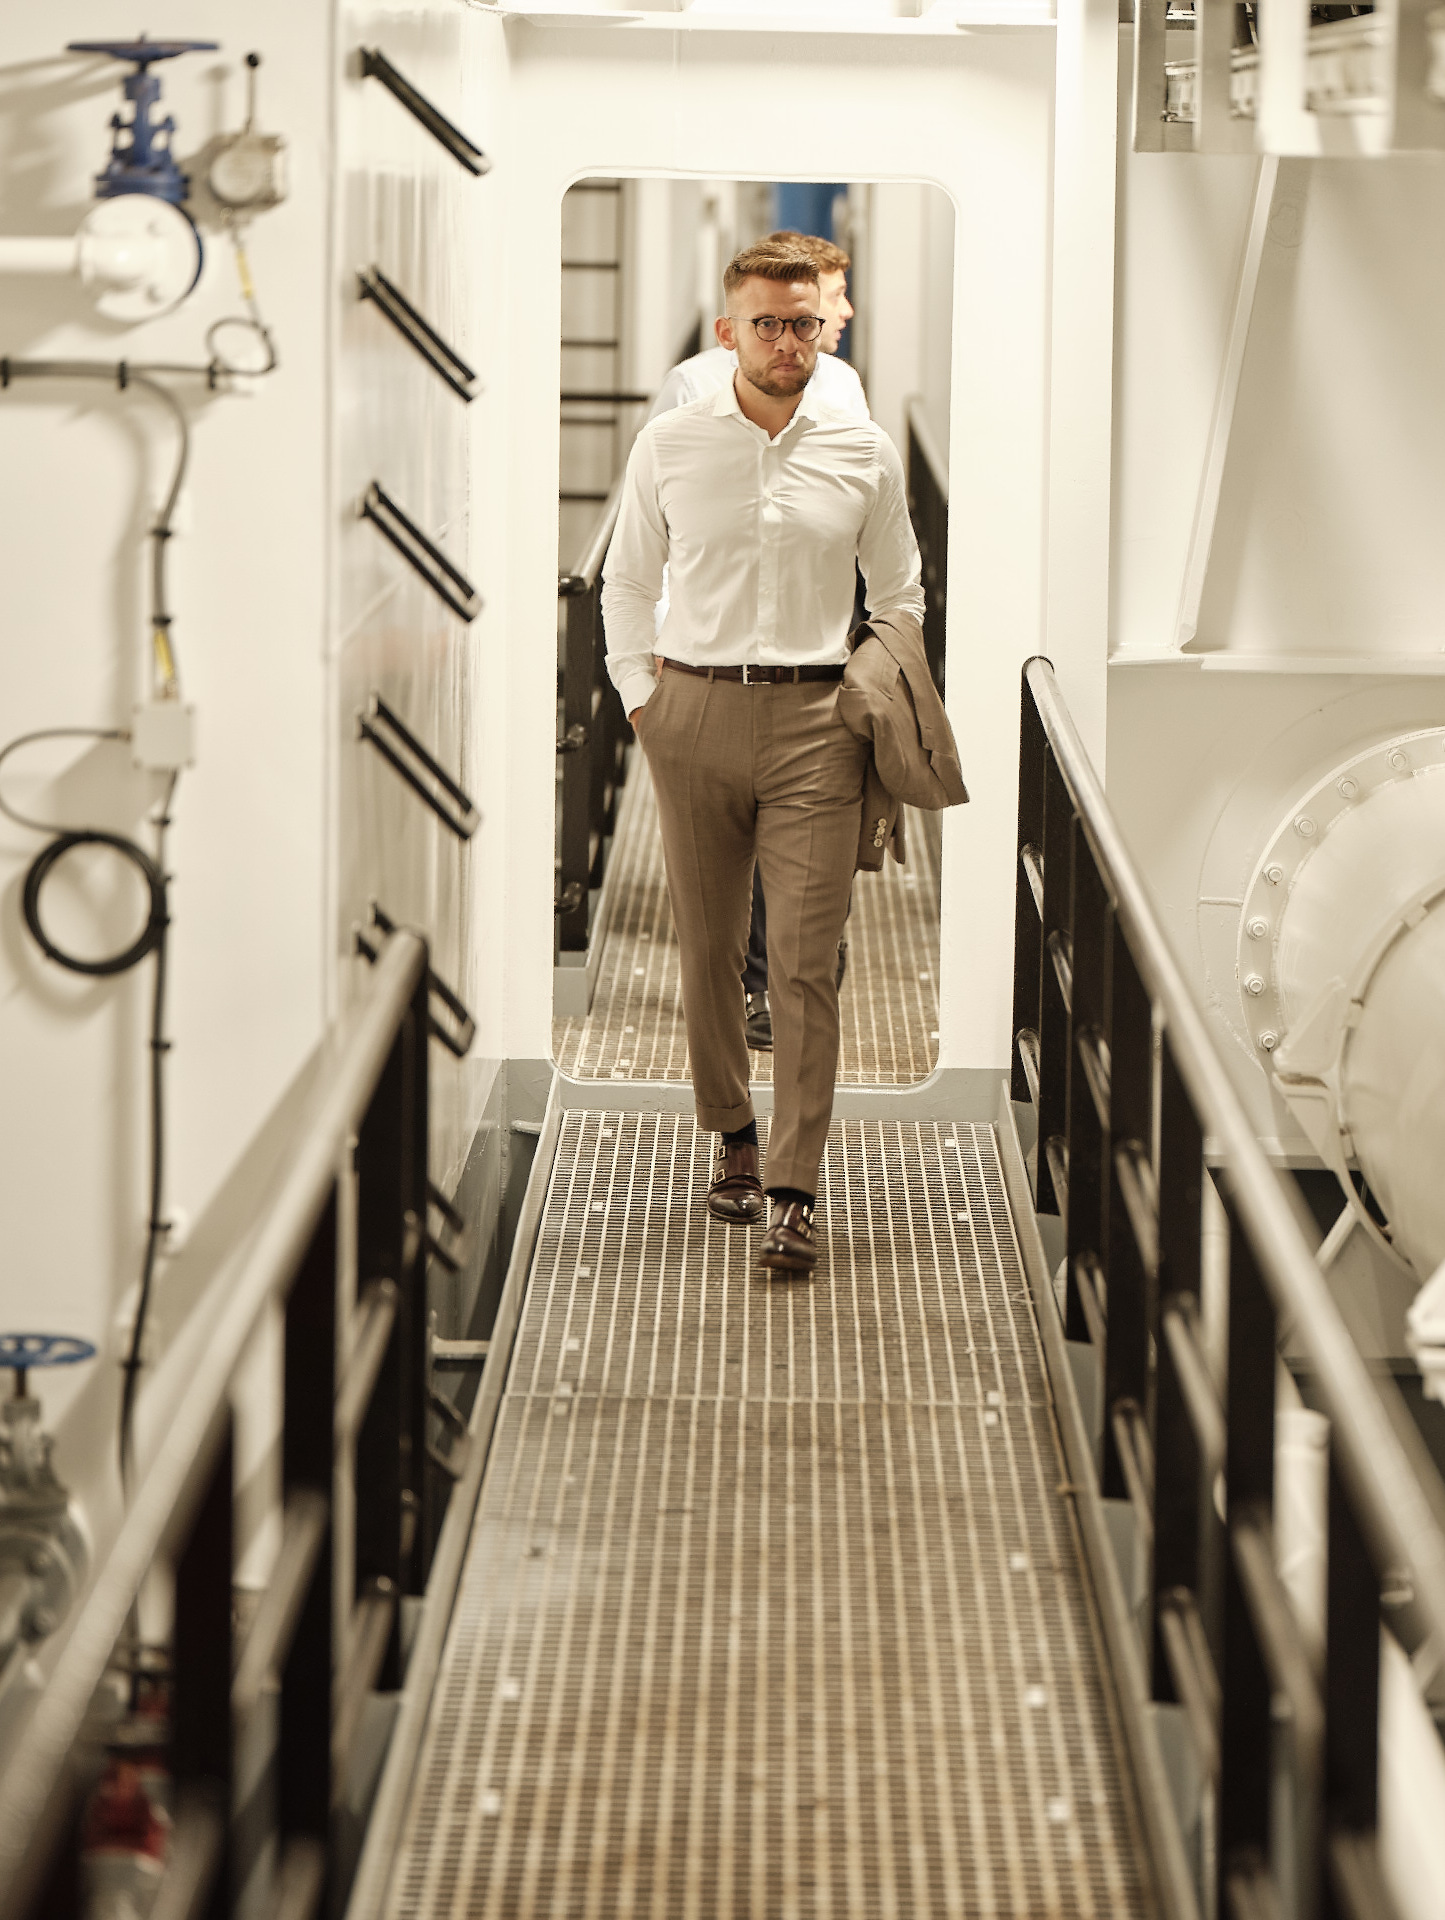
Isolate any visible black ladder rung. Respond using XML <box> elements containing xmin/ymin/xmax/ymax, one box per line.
<box><xmin>357</xmin><ymin>267</ymin><xmax>478</xmax><ymax>400</ymax></box>
<box><xmin>360</xmin><ymin>481</ymin><xmax>481</xmax><ymax>623</ymax></box>
<box><xmin>356</xmin><ymin>697</ymin><xmax>479</xmax><ymax>841</ymax></box>
<box><xmin>360</xmin><ymin>47</ymin><xmax>490</xmax><ymax>174</ymax></box>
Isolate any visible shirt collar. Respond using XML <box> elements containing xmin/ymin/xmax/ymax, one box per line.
<box><xmin>712</xmin><ymin>369</ymin><xmax>821</xmax><ymax>438</ymax></box>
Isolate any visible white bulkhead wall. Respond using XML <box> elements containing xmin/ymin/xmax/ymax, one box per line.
<box><xmin>468</xmin><ymin>8</ymin><xmax>1075</xmax><ymax>1082</ymax></box>
<box><xmin>0</xmin><ymin>0</ymin><xmax>494</xmax><ymax>1540</ymax></box>
<box><xmin>0</xmin><ymin>8</ymin><xmax>334</xmax><ymax>1440</ymax></box>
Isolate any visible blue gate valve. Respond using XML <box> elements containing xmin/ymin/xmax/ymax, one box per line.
<box><xmin>65</xmin><ymin>36</ymin><xmax>219</xmax><ymax>206</ymax></box>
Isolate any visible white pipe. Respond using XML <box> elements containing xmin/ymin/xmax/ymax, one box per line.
<box><xmin>0</xmin><ymin>236</ymin><xmax>80</xmax><ymax>277</ymax></box>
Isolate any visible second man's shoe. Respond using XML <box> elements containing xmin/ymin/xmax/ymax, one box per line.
<box><xmin>707</xmin><ymin>1140</ymin><xmax>766</xmax><ymax>1224</ymax></box>
<box><xmin>758</xmin><ymin>1199</ymin><xmax>818</xmax><ymax>1275</ymax></box>
<box><xmin>745</xmin><ymin>990</ymin><xmax>773</xmax><ymax>1051</ymax></box>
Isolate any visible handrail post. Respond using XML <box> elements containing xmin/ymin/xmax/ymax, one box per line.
<box><xmin>558</xmin><ymin>584</ymin><xmax>594</xmax><ymax>952</ymax></box>
<box><xmin>1036</xmin><ymin>746</ymin><xmax>1074</xmax><ymax>1216</ymax></box>
<box><xmin>1217</xmin><ymin>1206</ymin><xmax>1279</xmax><ymax>1913</ymax></box>
<box><xmin>280</xmin><ymin>1192</ymin><xmax>337</xmax><ymax>1883</ymax></box>
<box><xmin>171</xmin><ymin>1415</ymin><xmax>234</xmax><ymax>1920</ymax></box>
<box><xmin>1152</xmin><ymin>1038</ymin><xmax>1211</xmax><ymax>1708</ymax></box>
<box><xmin>1011</xmin><ymin>685</ymin><xmax>1047</xmax><ymax>1107</ymax></box>
<box><xmin>1064</xmin><ymin>822</ymin><xmax>1112</xmax><ymax>1356</ymax></box>
<box><xmin>1102</xmin><ymin>940</ymin><xmax>1152</xmax><ymax>1509</ymax></box>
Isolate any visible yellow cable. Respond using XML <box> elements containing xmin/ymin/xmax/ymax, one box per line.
<box><xmin>233</xmin><ymin>238</ymin><xmax>256</xmax><ymax>305</ymax></box>
<box><xmin>152</xmin><ymin>625</ymin><xmax>178</xmax><ymax>695</ymax></box>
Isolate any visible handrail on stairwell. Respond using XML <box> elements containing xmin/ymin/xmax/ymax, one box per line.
<box><xmin>0</xmin><ymin>931</ymin><xmax>430</xmax><ymax>1920</ymax></box>
<box><xmin>1023</xmin><ymin>652</ymin><xmax>1445</xmax><ymax>1662</ymax></box>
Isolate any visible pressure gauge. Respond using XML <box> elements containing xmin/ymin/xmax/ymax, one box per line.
<box><xmin>208</xmin><ymin>131</ymin><xmax>287</xmax><ymax>211</ymax></box>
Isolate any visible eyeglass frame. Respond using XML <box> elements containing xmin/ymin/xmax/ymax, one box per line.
<box><xmin>741</xmin><ymin>314</ymin><xmax>825</xmax><ymax>343</ymax></box>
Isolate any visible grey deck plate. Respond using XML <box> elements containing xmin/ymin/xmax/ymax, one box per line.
<box><xmin>554</xmin><ymin>760</ymin><xmax>942</xmax><ymax>1086</ymax></box>
<box><xmin>386</xmin><ymin>1114</ymin><xmax>1150</xmax><ymax>1919</ymax></box>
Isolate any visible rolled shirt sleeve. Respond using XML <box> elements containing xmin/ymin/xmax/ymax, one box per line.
<box><xmin>601</xmin><ymin>426</ymin><xmax>668</xmax><ymax>717</ymax></box>
<box><xmin>858</xmin><ymin>432</ymin><xmax>926</xmax><ymax>626</ymax></box>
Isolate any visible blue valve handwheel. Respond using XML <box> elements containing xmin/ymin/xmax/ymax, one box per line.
<box><xmin>0</xmin><ymin>1333</ymin><xmax>97</xmax><ymax>1369</ymax></box>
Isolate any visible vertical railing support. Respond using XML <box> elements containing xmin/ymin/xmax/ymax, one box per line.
<box><xmin>1217</xmin><ymin>1212</ymin><xmax>1278</xmax><ymax>1912</ymax></box>
<box><xmin>171</xmin><ymin>1416</ymin><xmax>234</xmax><ymax>1920</ymax></box>
<box><xmin>280</xmin><ymin>1195</ymin><xmax>337</xmax><ymax>1874</ymax></box>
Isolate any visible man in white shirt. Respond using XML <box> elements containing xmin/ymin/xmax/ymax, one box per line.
<box><xmin>649</xmin><ymin>232</ymin><xmax>867</xmax><ymax>1050</ymax></box>
<box><xmin>602</xmin><ymin>240</ymin><xmax>924</xmax><ymax>1275</ymax></box>
<box><xmin>649</xmin><ymin>230</ymin><xmax>867</xmax><ymax>424</ymax></box>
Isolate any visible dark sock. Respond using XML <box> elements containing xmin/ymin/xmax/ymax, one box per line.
<box><xmin>722</xmin><ymin>1121</ymin><xmax>758</xmax><ymax>1149</ymax></box>
<box><xmin>766</xmin><ymin>1185</ymin><xmax>814</xmax><ymax>1212</ymax></box>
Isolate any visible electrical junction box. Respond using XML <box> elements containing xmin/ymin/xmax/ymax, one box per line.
<box><xmin>207</xmin><ymin>132</ymin><xmax>287</xmax><ymax>213</ymax></box>
<box><xmin>131</xmin><ymin>702</ymin><xmax>197</xmax><ymax>771</ymax></box>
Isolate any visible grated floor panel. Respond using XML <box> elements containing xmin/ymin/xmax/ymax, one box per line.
<box><xmin>387</xmin><ymin>1115</ymin><xmax>1151</xmax><ymax>1920</ymax></box>
<box><xmin>554</xmin><ymin>759</ymin><xmax>941</xmax><ymax>1085</ymax></box>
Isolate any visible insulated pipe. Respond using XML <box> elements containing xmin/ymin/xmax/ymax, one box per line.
<box><xmin>0</xmin><ymin>197</ymin><xmax>201</xmax><ymax>321</ymax></box>
<box><xmin>1237</xmin><ymin>725</ymin><xmax>1445</xmax><ymax>1279</ymax></box>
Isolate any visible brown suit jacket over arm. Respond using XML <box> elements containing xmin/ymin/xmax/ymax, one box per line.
<box><xmin>840</xmin><ymin>610</ymin><xmax>969</xmax><ymax>871</ymax></box>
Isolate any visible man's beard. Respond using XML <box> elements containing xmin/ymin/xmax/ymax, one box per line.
<box><xmin>742</xmin><ymin>358</ymin><xmax>812</xmax><ymax>399</ymax></box>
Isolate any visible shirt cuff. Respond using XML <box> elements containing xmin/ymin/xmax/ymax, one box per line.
<box><xmin>619</xmin><ymin>668</ymin><xmax>659</xmax><ymax>717</ymax></box>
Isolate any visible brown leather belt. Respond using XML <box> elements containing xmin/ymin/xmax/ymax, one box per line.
<box><xmin>662</xmin><ymin>658</ymin><xmax>845</xmax><ymax>685</ymax></box>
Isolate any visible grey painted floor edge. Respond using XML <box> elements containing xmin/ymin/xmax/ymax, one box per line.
<box><xmin>385</xmin><ymin>1111</ymin><xmax>1152</xmax><ymax>1919</ymax></box>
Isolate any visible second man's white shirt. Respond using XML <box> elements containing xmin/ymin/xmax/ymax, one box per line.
<box><xmin>603</xmin><ymin>379</ymin><xmax>924</xmax><ymax>722</ymax></box>
<box><xmin>648</xmin><ymin>345</ymin><xmax>870</xmax><ymax>424</ymax></box>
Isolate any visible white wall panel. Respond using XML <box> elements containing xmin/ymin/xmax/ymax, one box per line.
<box><xmin>0</xmin><ymin>7</ymin><xmax>334</xmax><ymax>1454</ymax></box>
<box><xmin>470</xmin><ymin>14</ymin><xmax>1056</xmax><ymax>1081</ymax></box>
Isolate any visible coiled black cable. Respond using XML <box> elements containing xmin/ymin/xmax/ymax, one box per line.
<box><xmin>0</xmin><ymin>732</ymin><xmax>175</xmax><ymax>1489</ymax></box>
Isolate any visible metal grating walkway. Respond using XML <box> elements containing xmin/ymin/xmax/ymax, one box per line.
<box><xmin>554</xmin><ymin>759</ymin><xmax>942</xmax><ymax>1085</ymax></box>
<box><xmin>386</xmin><ymin>1113</ymin><xmax>1151</xmax><ymax>1920</ymax></box>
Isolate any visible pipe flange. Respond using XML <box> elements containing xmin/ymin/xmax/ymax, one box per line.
<box><xmin>1235</xmin><ymin>726</ymin><xmax>1445</xmax><ymax>1056</ymax></box>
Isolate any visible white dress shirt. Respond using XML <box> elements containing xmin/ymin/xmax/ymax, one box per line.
<box><xmin>648</xmin><ymin>344</ymin><xmax>870</xmax><ymax>424</ymax></box>
<box><xmin>603</xmin><ymin>379</ymin><xmax>924</xmax><ymax>721</ymax></box>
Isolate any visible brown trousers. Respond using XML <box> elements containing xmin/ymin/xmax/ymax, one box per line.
<box><xmin>636</xmin><ymin>666</ymin><xmax>867</xmax><ymax>1196</ymax></box>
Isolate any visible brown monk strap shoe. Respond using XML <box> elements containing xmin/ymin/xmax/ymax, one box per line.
<box><xmin>707</xmin><ymin>1141</ymin><xmax>766</xmax><ymax>1224</ymax></box>
<box><xmin>758</xmin><ymin>1200</ymin><xmax>817</xmax><ymax>1276</ymax></box>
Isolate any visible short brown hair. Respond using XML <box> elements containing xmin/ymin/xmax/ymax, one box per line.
<box><xmin>765</xmin><ymin>229</ymin><xmax>851</xmax><ymax>275</ymax></box>
<box><xmin>722</xmin><ymin>240</ymin><xmax>819</xmax><ymax>298</ymax></box>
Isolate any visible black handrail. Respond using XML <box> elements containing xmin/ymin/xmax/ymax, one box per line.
<box><xmin>556</xmin><ymin>475</ymin><xmax>628</xmax><ymax>954</ymax></box>
<box><xmin>905</xmin><ymin>397</ymin><xmax>948</xmax><ymax>695</ymax></box>
<box><xmin>359</xmin><ymin>48</ymin><xmax>490</xmax><ymax>175</ymax></box>
<box><xmin>360</xmin><ymin>481</ymin><xmax>481</xmax><ymax>623</ymax></box>
<box><xmin>0</xmin><ymin>933</ymin><xmax>437</xmax><ymax>1920</ymax></box>
<box><xmin>1013</xmin><ymin>656</ymin><xmax>1442</xmax><ymax>1920</ymax></box>
<box><xmin>357</xmin><ymin>268</ymin><xmax>478</xmax><ymax>402</ymax></box>
<box><xmin>358</xmin><ymin>694</ymin><xmax>479</xmax><ymax>841</ymax></box>
<box><xmin>358</xmin><ymin>902</ymin><xmax>476</xmax><ymax>1058</ymax></box>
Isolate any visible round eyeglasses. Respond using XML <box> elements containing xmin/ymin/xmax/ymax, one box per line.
<box><xmin>745</xmin><ymin>315</ymin><xmax>824</xmax><ymax>344</ymax></box>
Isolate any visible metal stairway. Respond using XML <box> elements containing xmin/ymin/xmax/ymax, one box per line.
<box><xmin>380</xmin><ymin>1110</ymin><xmax>1152</xmax><ymax>1919</ymax></box>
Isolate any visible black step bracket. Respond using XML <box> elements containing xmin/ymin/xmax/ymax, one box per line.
<box><xmin>360</xmin><ymin>481</ymin><xmax>481</xmax><ymax>622</ymax></box>
<box><xmin>357</xmin><ymin>268</ymin><xmax>479</xmax><ymax>401</ymax></box>
<box><xmin>355</xmin><ymin>900</ymin><xmax>478</xmax><ymax>1060</ymax></box>
<box><xmin>357</xmin><ymin>697</ymin><xmax>479</xmax><ymax>842</ymax></box>
<box><xmin>359</xmin><ymin>47</ymin><xmax>490</xmax><ymax>175</ymax></box>
<box><xmin>425</xmin><ymin>1180</ymin><xmax>471</xmax><ymax>1273</ymax></box>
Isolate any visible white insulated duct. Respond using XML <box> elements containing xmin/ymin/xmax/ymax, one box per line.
<box><xmin>1232</xmin><ymin>726</ymin><xmax>1445</xmax><ymax>1286</ymax></box>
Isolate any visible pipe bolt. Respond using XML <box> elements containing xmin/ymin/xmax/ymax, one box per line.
<box><xmin>1265</xmin><ymin>864</ymin><xmax>1284</xmax><ymax>886</ymax></box>
<box><xmin>1246</xmin><ymin>917</ymin><xmax>1269</xmax><ymax>941</ymax></box>
<box><xmin>1389</xmin><ymin>748</ymin><xmax>1408</xmax><ymax>772</ymax></box>
<box><xmin>1295</xmin><ymin>816</ymin><xmax>1317</xmax><ymax>839</ymax></box>
<box><xmin>31</xmin><ymin>1608</ymin><xmax>56</xmax><ymax>1637</ymax></box>
<box><xmin>1259</xmin><ymin>1030</ymin><xmax>1279</xmax><ymax>1052</ymax></box>
<box><xmin>1245</xmin><ymin>974</ymin><xmax>1266</xmax><ymax>997</ymax></box>
<box><xmin>27</xmin><ymin>1547</ymin><xmax>51</xmax><ymax>1576</ymax></box>
<box><xmin>1337</xmin><ymin>777</ymin><xmax>1359</xmax><ymax>800</ymax></box>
